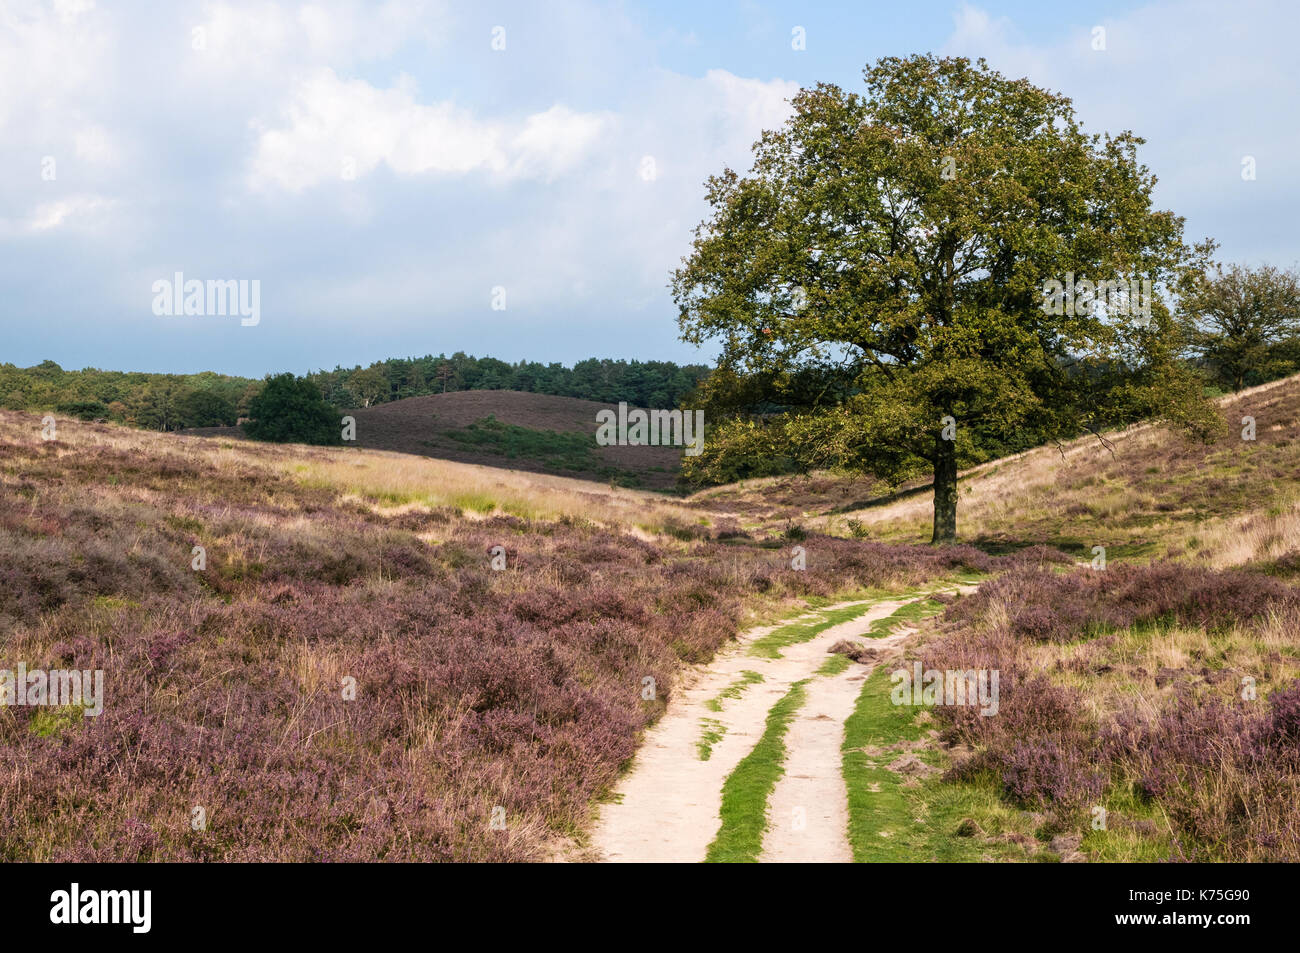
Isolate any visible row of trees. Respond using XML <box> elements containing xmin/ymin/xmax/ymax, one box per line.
<box><xmin>0</xmin><ymin>362</ymin><xmax>254</xmax><ymax>429</ymax></box>
<box><xmin>306</xmin><ymin>354</ymin><xmax>709</xmax><ymax>410</ymax></box>
<box><xmin>0</xmin><ymin>354</ymin><xmax>711</xmax><ymax>433</ymax></box>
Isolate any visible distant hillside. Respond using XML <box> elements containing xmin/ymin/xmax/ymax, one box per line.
<box><xmin>0</xmin><ymin>353</ymin><xmax>711</xmax><ymax>436</ymax></box>
<box><xmin>184</xmin><ymin>390</ymin><xmax>685</xmax><ymax>490</ymax></box>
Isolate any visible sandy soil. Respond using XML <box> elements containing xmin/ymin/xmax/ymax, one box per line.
<box><xmin>588</xmin><ymin>597</ymin><xmax>910</xmax><ymax>863</ymax></box>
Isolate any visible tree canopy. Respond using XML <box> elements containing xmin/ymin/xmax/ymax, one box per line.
<box><xmin>242</xmin><ymin>373</ymin><xmax>340</xmax><ymax>445</ymax></box>
<box><xmin>1182</xmin><ymin>263</ymin><xmax>1300</xmax><ymax>392</ymax></box>
<box><xmin>673</xmin><ymin>54</ymin><xmax>1220</xmax><ymax>541</ymax></box>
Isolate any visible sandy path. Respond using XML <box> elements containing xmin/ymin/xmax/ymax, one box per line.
<box><xmin>761</xmin><ymin>663</ymin><xmax>864</xmax><ymax>862</ymax></box>
<box><xmin>589</xmin><ymin>598</ymin><xmax>908</xmax><ymax>863</ymax></box>
<box><xmin>760</xmin><ymin>625</ymin><xmax>914</xmax><ymax>862</ymax></box>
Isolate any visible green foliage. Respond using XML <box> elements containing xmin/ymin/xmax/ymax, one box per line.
<box><xmin>307</xmin><ymin>353</ymin><xmax>710</xmax><ymax>410</ymax></box>
<box><xmin>679</xmin><ymin>417</ymin><xmax>798</xmax><ymax>485</ymax></box>
<box><xmin>55</xmin><ymin>399</ymin><xmax>109</xmax><ymax>421</ymax></box>
<box><xmin>242</xmin><ymin>373</ymin><xmax>340</xmax><ymax>445</ymax></box>
<box><xmin>0</xmin><ymin>361</ymin><xmax>252</xmax><ymax>431</ymax></box>
<box><xmin>673</xmin><ymin>54</ymin><xmax>1219</xmax><ymax>537</ymax></box>
<box><xmin>178</xmin><ymin>388</ymin><xmax>237</xmax><ymax>427</ymax></box>
<box><xmin>1181</xmin><ymin>262</ymin><xmax>1300</xmax><ymax>392</ymax></box>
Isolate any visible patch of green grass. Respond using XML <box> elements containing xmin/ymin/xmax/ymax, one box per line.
<box><xmin>697</xmin><ymin>717</ymin><xmax>725</xmax><ymax>761</ymax></box>
<box><xmin>746</xmin><ymin>579</ymin><xmax>976</xmax><ymax>659</ymax></box>
<box><xmin>841</xmin><ymin>667</ymin><xmax>1046</xmax><ymax>862</ymax></box>
<box><xmin>697</xmin><ymin>671</ymin><xmax>763</xmax><ymax>761</ymax></box>
<box><xmin>705</xmin><ymin>679</ymin><xmax>808</xmax><ymax>863</ymax></box>
<box><xmin>449</xmin><ymin>491</ymin><xmax>503</xmax><ymax>515</ymax></box>
<box><xmin>164</xmin><ymin>514</ymin><xmax>204</xmax><ymax>534</ymax></box>
<box><xmin>1081</xmin><ymin>784</ymin><xmax>1175</xmax><ymax>862</ymax></box>
<box><xmin>817</xmin><ymin>653</ymin><xmax>851</xmax><ymax>676</ymax></box>
<box><xmin>444</xmin><ymin>416</ymin><xmax>607</xmax><ymax>473</ymax></box>
<box><xmin>704</xmin><ymin>670</ymin><xmax>763</xmax><ymax>712</ymax></box>
<box><xmin>28</xmin><ymin>706</ymin><xmax>85</xmax><ymax>738</ymax></box>
<box><xmin>748</xmin><ymin>603</ymin><xmax>877</xmax><ymax>659</ymax></box>
<box><xmin>867</xmin><ymin>598</ymin><xmax>945</xmax><ymax>638</ymax></box>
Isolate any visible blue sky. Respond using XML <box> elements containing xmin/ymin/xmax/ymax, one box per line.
<box><xmin>2</xmin><ymin>0</ymin><xmax>1296</xmax><ymax>377</ymax></box>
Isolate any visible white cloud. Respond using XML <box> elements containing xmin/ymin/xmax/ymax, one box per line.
<box><xmin>0</xmin><ymin>0</ymin><xmax>110</xmax><ymax>134</ymax></box>
<box><xmin>509</xmin><ymin>105</ymin><xmax>607</xmax><ymax>182</ymax></box>
<box><xmin>27</xmin><ymin>194</ymin><xmax>113</xmax><ymax>231</ymax></box>
<box><xmin>192</xmin><ymin>0</ymin><xmax>441</xmax><ymax>69</ymax></box>
<box><xmin>699</xmin><ymin>68</ymin><xmax>799</xmax><ymax>139</ymax></box>
<box><xmin>247</xmin><ymin>69</ymin><xmax>610</xmax><ymax>190</ymax></box>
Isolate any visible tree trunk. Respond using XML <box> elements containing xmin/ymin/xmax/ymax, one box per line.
<box><xmin>931</xmin><ymin>430</ymin><xmax>958</xmax><ymax>544</ymax></box>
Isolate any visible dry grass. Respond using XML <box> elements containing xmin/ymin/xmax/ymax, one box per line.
<box><xmin>3</xmin><ymin>409</ymin><xmax>710</xmax><ymax>537</ymax></box>
<box><xmin>280</xmin><ymin>449</ymin><xmax>699</xmax><ymax>532</ymax></box>
<box><xmin>787</xmin><ymin>373</ymin><xmax>1300</xmax><ymax>566</ymax></box>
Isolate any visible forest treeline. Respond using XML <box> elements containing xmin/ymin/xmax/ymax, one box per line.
<box><xmin>5</xmin><ymin>258</ymin><xmax>1299</xmax><ymax>484</ymax></box>
<box><xmin>0</xmin><ymin>354</ymin><xmax>711</xmax><ymax>430</ymax></box>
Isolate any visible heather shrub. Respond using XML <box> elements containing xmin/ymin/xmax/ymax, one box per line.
<box><xmin>930</xmin><ymin>559</ymin><xmax>1300</xmax><ymax>860</ymax></box>
<box><xmin>948</xmin><ymin>563</ymin><xmax>1300</xmax><ymax>643</ymax></box>
<box><xmin>1097</xmin><ymin>687</ymin><xmax>1300</xmax><ymax>860</ymax></box>
<box><xmin>999</xmin><ymin>738</ymin><xmax>1107</xmax><ymax>809</ymax></box>
<box><xmin>5</xmin><ymin>409</ymin><xmax>1049</xmax><ymax>860</ymax></box>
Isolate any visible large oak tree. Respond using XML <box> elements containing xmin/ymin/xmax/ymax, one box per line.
<box><xmin>673</xmin><ymin>55</ymin><xmax>1217</xmax><ymax>542</ymax></box>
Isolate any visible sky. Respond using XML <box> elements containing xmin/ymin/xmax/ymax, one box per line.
<box><xmin>2</xmin><ymin>0</ymin><xmax>1297</xmax><ymax>377</ymax></box>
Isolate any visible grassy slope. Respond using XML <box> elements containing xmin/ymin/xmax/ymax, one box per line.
<box><xmin>701</xmin><ymin>374</ymin><xmax>1300</xmax><ymax>572</ymax></box>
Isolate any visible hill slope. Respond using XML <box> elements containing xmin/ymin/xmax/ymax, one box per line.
<box><xmin>7</xmin><ymin>375</ymin><xmax>1300</xmax><ymax>863</ymax></box>
<box><xmin>0</xmin><ymin>407</ymin><xmax>996</xmax><ymax>861</ymax></box>
<box><xmin>836</xmin><ymin>373</ymin><xmax>1300</xmax><ymax>567</ymax></box>
<box><xmin>696</xmin><ymin>373</ymin><xmax>1300</xmax><ymax>572</ymax></box>
<box><xmin>348</xmin><ymin>391</ymin><xmax>683</xmax><ymax>489</ymax></box>
<box><xmin>185</xmin><ymin>390</ymin><xmax>685</xmax><ymax>490</ymax></box>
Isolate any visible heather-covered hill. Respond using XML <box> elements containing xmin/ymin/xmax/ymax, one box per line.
<box><xmin>184</xmin><ymin>389</ymin><xmax>684</xmax><ymax>490</ymax></box>
<box><xmin>7</xmin><ymin>373</ymin><xmax>1300</xmax><ymax>863</ymax></box>
<box><xmin>0</xmin><ymin>408</ymin><xmax>1021</xmax><ymax>861</ymax></box>
<box><xmin>347</xmin><ymin>391</ymin><xmax>683</xmax><ymax>489</ymax></box>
